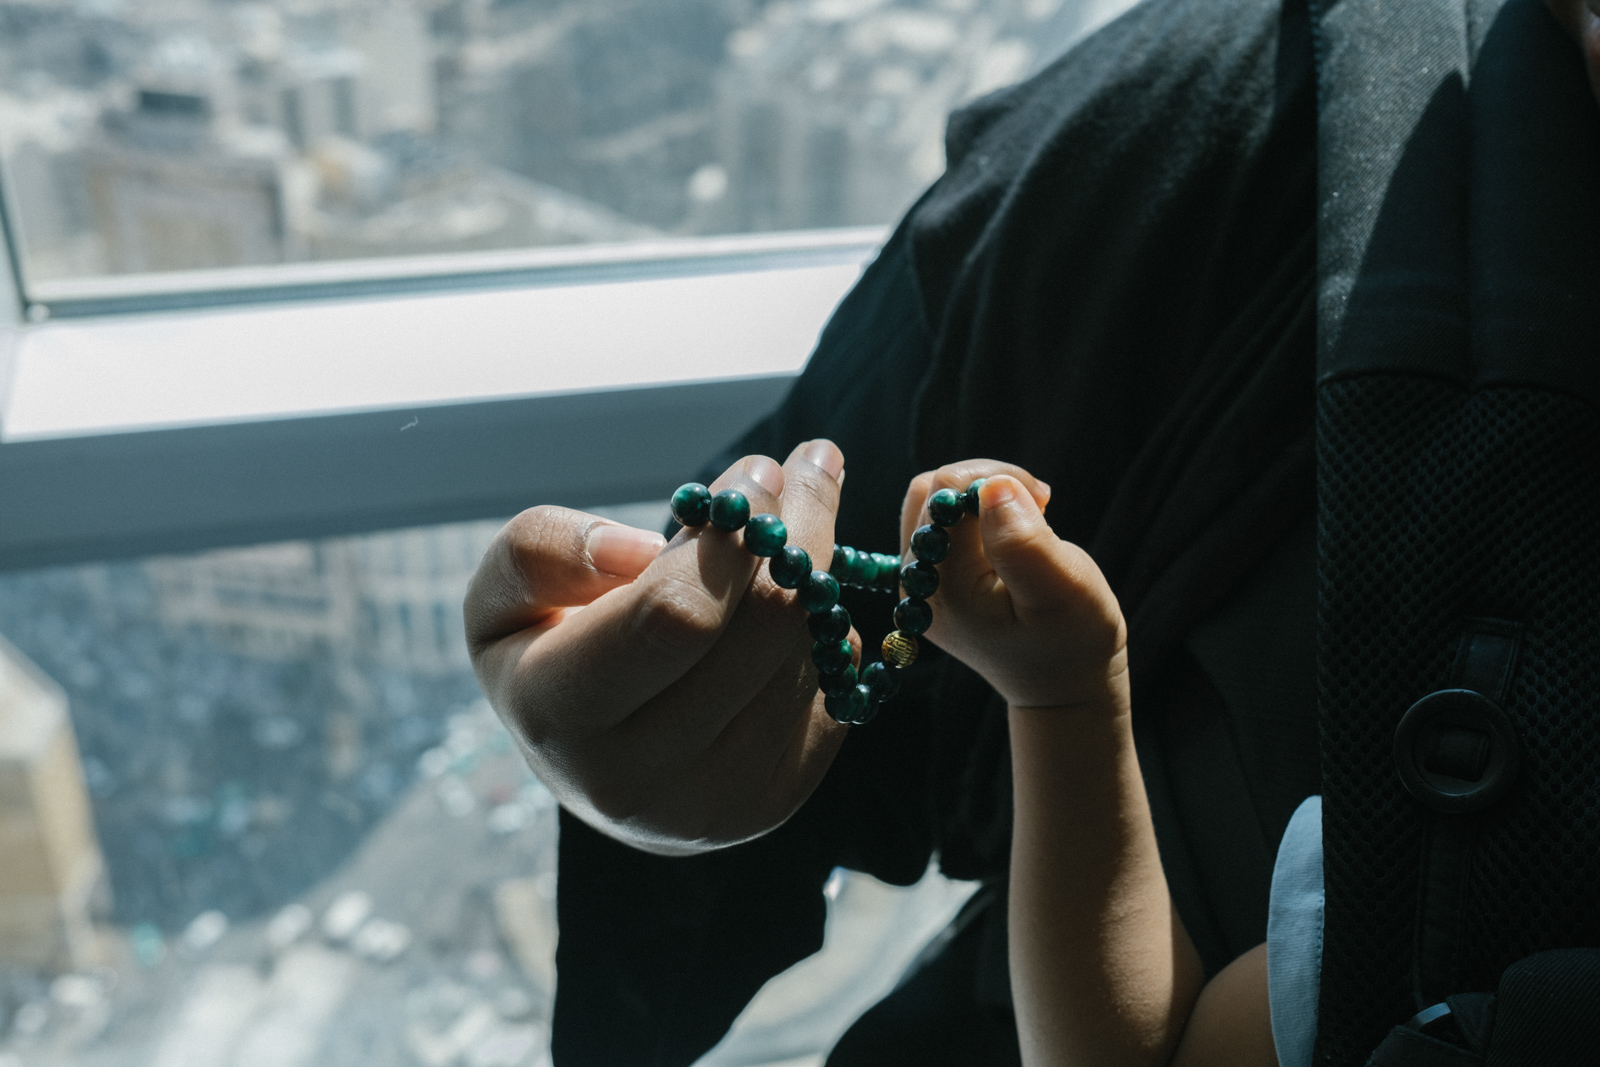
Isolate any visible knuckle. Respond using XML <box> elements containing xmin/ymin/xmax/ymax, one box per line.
<box><xmin>506</xmin><ymin>506</ymin><xmax>584</xmax><ymax>575</ymax></box>
<box><xmin>742</xmin><ymin>577</ymin><xmax>801</xmax><ymax>632</ymax></box>
<box><xmin>782</xmin><ymin>466</ymin><xmax>840</xmax><ymax>521</ymax></box>
<box><xmin>634</xmin><ymin>574</ymin><xmax>726</xmax><ymax>656</ymax></box>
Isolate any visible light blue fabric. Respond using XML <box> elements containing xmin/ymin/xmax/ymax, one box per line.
<box><xmin>1267</xmin><ymin>795</ymin><xmax>1323</xmax><ymax>1067</ymax></box>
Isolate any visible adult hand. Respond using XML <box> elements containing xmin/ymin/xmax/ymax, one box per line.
<box><xmin>464</xmin><ymin>441</ymin><xmax>853</xmax><ymax>855</ymax></box>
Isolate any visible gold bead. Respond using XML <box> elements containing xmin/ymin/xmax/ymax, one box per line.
<box><xmin>881</xmin><ymin>630</ymin><xmax>919</xmax><ymax>669</ymax></box>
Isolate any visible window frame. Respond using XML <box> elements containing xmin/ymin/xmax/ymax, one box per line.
<box><xmin>0</xmin><ymin>172</ymin><xmax>881</xmax><ymax>571</ymax></box>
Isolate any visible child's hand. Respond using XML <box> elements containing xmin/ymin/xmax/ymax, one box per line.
<box><xmin>901</xmin><ymin>462</ymin><xmax>1128</xmax><ymax>712</ymax></box>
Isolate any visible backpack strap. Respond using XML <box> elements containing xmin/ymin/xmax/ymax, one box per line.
<box><xmin>1400</xmin><ymin>621</ymin><xmax>1522</xmax><ymax>1008</ymax></box>
<box><xmin>1310</xmin><ymin>0</ymin><xmax>1600</xmax><ymax>1062</ymax></box>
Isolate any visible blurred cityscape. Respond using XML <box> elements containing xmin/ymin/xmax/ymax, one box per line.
<box><xmin>0</xmin><ymin>504</ymin><xmax>976</xmax><ymax>1066</ymax></box>
<box><xmin>0</xmin><ymin>0</ymin><xmax>1134</xmax><ymax>1057</ymax></box>
<box><xmin>0</xmin><ymin>0</ymin><xmax>1126</xmax><ymax>281</ymax></box>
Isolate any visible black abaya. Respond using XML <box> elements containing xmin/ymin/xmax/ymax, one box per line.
<box><xmin>552</xmin><ymin>0</ymin><xmax>1322</xmax><ymax>1061</ymax></box>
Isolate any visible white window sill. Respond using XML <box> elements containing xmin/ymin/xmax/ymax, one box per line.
<box><xmin>0</xmin><ymin>229</ymin><xmax>881</xmax><ymax>568</ymax></box>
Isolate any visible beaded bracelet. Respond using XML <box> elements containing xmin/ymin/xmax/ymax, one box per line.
<box><xmin>669</xmin><ymin>478</ymin><xmax>986</xmax><ymax>726</ymax></box>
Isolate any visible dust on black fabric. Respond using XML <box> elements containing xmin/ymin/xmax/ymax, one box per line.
<box><xmin>553</xmin><ymin>0</ymin><xmax>1320</xmax><ymax>1062</ymax></box>
<box><xmin>1310</xmin><ymin>1</ymin><xmax>1600</xmax><ymax>1061</ymax></box>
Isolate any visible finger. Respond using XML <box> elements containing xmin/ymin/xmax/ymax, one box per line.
<box><xmin>494</xmin><ymin>455</ymin><xmax>787</xmax><ymax>745</ymax></box>
<box><xmin>628</xmin><ymin>630</ymin><xmax>849</xmax><ymax>846</ymax></box>
<box><xmin>775</xmin><ymin>438</ymin><xmax>846</xmax><ymax>565</ymax></box>
<box><xmin>901</xmin><ymin>462</ymin><xmax>1052</xmax><ymax>626</ymax></box>
<box><xmin>621</xmin><ymin>438</ymin><xmax>847</xmax><ymax>756</ymax></box>
<box><xmin>464</xmin><ymin>506</ymin><xmax>667</xmax><ymax>655</ymax></box>
<box><xmin>898</xmin><ymin>460</ymin><xmax>1051</xmax><ymax>552</ymax></box>
<box><xmin>976</xmin><ymin>475</ymin><xmax>1096</xmax><ymax>618</ymax></box>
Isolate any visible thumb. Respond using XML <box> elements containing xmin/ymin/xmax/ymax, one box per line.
<box><xmin>976</xmin><ymin>476</ymin><xmax>1090</xmax><ymax>618</ymax></box>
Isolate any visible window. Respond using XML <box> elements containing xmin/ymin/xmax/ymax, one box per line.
<box><xmin>0</xmin><ymin>512</ymin><xmax>976</xmax><ymax>1067</ymax></box>
<box><xmin>0</xmin><ymin>0</ymin><xmax>1143</xmax><ymax>1062</ymax></box>
<box><xmin>0</xmin><ymin>0</ymin><xmax>1118</xmax><ymax>290</ymax></box>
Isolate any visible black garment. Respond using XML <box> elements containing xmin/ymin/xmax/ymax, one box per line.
<box><xmin>553</xmin><ymin>0</ymin><xmax>1321</xmax><ymax>1062</ymax></box>
<box><xmin>1309</xmin><ymin>0</ymin><xmax>1600</xmax><ymax>1062</ymax></box>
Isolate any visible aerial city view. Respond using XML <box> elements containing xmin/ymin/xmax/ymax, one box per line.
<box><xmin>0</xmin><ymin>0</ymin><xmax>1125</xmax><ymax>1063</ymax></box>
<box><xmin>0</xmin><ymin>0</ymin><xmax>1117</xmax><ymax>280</ymax></box>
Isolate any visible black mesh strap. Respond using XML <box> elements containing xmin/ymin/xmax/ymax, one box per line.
<box><xmin>1412</xmin><ymin>622</ymin><xmax>1521</xmax><ymax>1008</ymax></box>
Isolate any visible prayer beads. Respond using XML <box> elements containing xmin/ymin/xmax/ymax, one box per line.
<box><xmin>670</xmin><ymin>478</ymin><xmax>984</xmax><ymax>725</ymax></box>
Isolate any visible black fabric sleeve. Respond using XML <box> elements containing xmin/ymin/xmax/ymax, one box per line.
<box><xmin>552</xmin><ymin>222</ymin><xmax>945</xmax><ymax>1067</ymax></box>
<box><xmin>552</xmin><ymin>0</ymin><xmax>1321</xmax><ymax>1056</ymax></box>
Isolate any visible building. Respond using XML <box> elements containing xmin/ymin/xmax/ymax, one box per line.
<box><xmin>0</xmin><ymin>635</ymin><xmax>105</xmax><ymax>971</ymax></box>
<box><xmin>143</xmin><ymin>522</ymin><xmax>505</xmax><ymax>677</ymax></box>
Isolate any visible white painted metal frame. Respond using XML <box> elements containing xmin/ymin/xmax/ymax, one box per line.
<box><xmin>0</xmin><ymin>209</ymin><xmax>880</xmax><ymax>570</ymax></box>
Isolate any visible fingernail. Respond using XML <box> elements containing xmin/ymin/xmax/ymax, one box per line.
<box><xmin>802</xmin><ymin>439</ymin><xmax>846</xmax><ymax>484</ymax></box>
<box><xmin>1037</xmin><ymin>480</ymin><xmax>1052</xmax><ymax>500</ymax></box>
<box><xmin>981</xmin><ymin>478</ymin><xmax>1018</xmax><ymax>510</ymax></box>
<box><xmin>745</xmin><ymin>456</ymin><xmax>785</xmax><ymax>496</ymax></box>
<box><xmin>587</xmin><ymin>524</ymin><xmax>666</xmax><ymax>577</ymax></box>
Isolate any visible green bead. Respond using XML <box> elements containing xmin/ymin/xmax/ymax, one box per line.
<box><xmin>745</xmin><ymin>513</ymin><xmax>787</xmax><ymax>557</ymax></box>
<box><xmin>812</xmin><ymin>638</ymin><xmax>853</xmax><ymax>675</ymax></box>
<box><xmin>710</xmin><ymin>490</ymin><xmax>750</xmax><ymax>532</ymax></box>
<box><xmin>808</xmin><ymin>604</ymin><xmax>851</xmax><ymax>643</ymax></box>
<box><xmin>824</xmin><ymin>686</ymin><xmax>870</xmax><ymax>724</ymax></box>
<box><xmin>798</xmin><ymin>571</ymin><xmax>841</xmax><ymax>613</ymax></box>
<box><xmin>964</xmin><ymin>479</ymin><xmax>986</xmax><ymax>515</ymax></box>
<box><xmin>900</xmin><ymin>560</ymin><xmax>939</xmax><ymax>598</ymax></box>
<box><xmin>911</xmin><ymin>524</ymin><xmax>950</xmax><ymax>564</ymax></box>
<box><xmin>671</xmin><ymin>483</ymin><xmax>712</xmax><ymax>527</ymax></box>
<box><xmin>770</xmin><ymin>546</ymin><xmax>812</xmax><ymax>588</ymax></box>
<box><xmin>852</xmin><ymin>551</ymin><xmax>877</xmax><ymax>588</ymax></box>
<box><xmin>894</xmin><ymin>597</ymin><xmax>933</xmax><ymax>635</ymax></box>
<box><xmin>818</xmin><ymin>663</ymin><xmax>858</xmax><ymax>698</ymax></box>
<box><xmin>861</xmin><ymin>661</ymin><xmax>899</xmax><ymax>701</ymax></box>
<box><xmin>850</xmin><ymin>686</ymin><xmax>880</xmax><ymax>724</ymax></box>
<box><xmin>928</xmin><ymin>488</ymin><xmax>966</xmax><ymax>527</ymax></box>
<box><xmin>841</xmin><ymin>550</ymin><xmax>862</xmax><ymax>581</ymax></box>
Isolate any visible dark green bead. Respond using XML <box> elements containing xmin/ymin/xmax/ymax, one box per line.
<box><xmin>894</xmin><ymin>597</ymin><xmax>933</xmax><ymax>635</ymax></box>
<box><xmin>964</xmin><ymin>479</ymin><xmax>986</xmax><ymax>515</ymax></box>
<box><xmin>770</xmin><ymin>546</ymin><xmax>812</xmax><ymax>589</ymax></box>
<box><xmin>928</xmin><ymin>488</ymin><xmax>966</xmax><ymax>527</ymax></box>
<box><xmin>900</xmin><ymin>559</ymin><xmax>939</xmax><ymax>598</ymax></box>
<box><xmin>744</xmin><ymin>513</ymin><xmax>787</xmax><ymax>557</ymax></box>
<box><xmin>808</xmin><ymin>604</ymin><xmax>851</xmax><ymax>643</ymax></box>
<box><xmin>710</xmin><ymin>490</ymin><xmax>750</xmax><ymax>531</ymax></box>
<box><xmin>811</xmin><ymin>638</ymin><xmax>853</xmax><ymax>675</ymax></box>
<box><xmin>824</xmin><ymin>687</ymin><xmax>870</xmax><ymax>724</ymax></box>
<box><xmin>833</xmin><ymin>544</ymin><xmax>859</xmax><ymax>585</ymax></box>
<box><xmin>798</xmin><ymin>570</ymin><xmax>841</xmax><ymax>613</ymax></box>
<box><xmin>853</xmin><ymin>552</ymin><xmax>878</xmax><ymax>588</ymax></box>
<box><xmin>849</xmin><ymin>685</ymin><xmax>880</xmax><ymax>724</ymax></box>
<box><xmin>861</xmin><ymin>661</ymin><xmax>899</xmax><ymax>701</ymax></box>
<box><xmin>911</xmin><ymin>524</ymin><xmax>950</xmax><ymax>564</ymax></box>
<box><xmin>671</xmin><ymin>483</ymin><xmax>712</xmax><ymax>527</ymax></box>
<box><xmin>818</xmin><ymin>663</ymin><xmax>858</xmax><ymax>698</ymax></box>
<box><xmin>870</xmin><ymin>554</ymin><xmax>894</xmax><ymax>588</ymax></box>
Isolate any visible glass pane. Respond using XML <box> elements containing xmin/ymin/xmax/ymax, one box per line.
<box><xmin>0</xmin><ymin>0</ymin><xmax>1113</xmax><ymax>283</ymax></box>
<box><xmin>0</xmin><ymin>505</ymin><xmax>972</xmax><ymax>1066</ymax></box>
